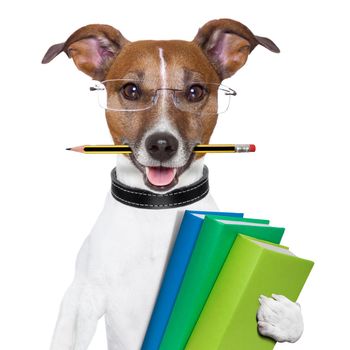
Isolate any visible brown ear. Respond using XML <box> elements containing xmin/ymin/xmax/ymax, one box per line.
<box><xmin>193</xmin><ymin>19</ymin><xmax>280</xmax><ymax>80</ymax></box>
<box><xmin>42</xmin><ymin>24</ymin><xmax>129</xmax><ymax>80</ymax></box>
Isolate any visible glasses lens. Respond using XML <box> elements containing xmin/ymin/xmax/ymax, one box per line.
<box><xmin>92</xmin><ymin>80</ymin><xmax>155</xmax><ymax>111</ymax></box>
<box><xmin>173</xmin><ymin>83</ymin><xmax>232</xmax><ymax>115</ymax></box>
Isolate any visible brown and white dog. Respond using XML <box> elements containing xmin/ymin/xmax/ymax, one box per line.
<box><xmin>43</xmin><ymin>19</ymin><xmax>304</xmax><ymax>350</ymax></box>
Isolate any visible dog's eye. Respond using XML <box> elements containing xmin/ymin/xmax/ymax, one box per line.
<box><xmin>186</xmin><ymin>84</ymin><xmax>206</xmax><ymax>103</ymax></box>
<box><xmin>121</xmin><ymin>83</ymin><xmax>141</xmax><ymax>101</ymax></box>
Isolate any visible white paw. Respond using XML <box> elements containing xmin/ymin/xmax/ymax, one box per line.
<box><xmin>257</xmin><ymin>294</ymin><xmax>303</xmax><ymax>343</ymax></box>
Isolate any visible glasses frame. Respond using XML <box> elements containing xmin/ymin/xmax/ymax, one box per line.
<box><xmin>90</xmin><ymin>79</ymin><xmax>237</xmax><ymax>114</ymax></box>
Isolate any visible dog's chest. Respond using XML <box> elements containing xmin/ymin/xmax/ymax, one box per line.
<box><xmin>87</xmin><ymin>192</ymin><xmax>217</xmax><ymax>349</ymax></box>
<box><xmin>91</xmin><ymin>193</ymin><xmax>185</xmax><ymax>276</ymax></box>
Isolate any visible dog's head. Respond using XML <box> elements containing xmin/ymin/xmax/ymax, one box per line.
<box><xmin>43</xmin><ymin>19</ymin><xmax>279</xmax><ymax>191</ymax></box>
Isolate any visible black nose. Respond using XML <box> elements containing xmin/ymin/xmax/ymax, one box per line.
<box><xmin>145</xmin><ymin>132</ymin><xmax>179</xmax><ymax>162</ymax></box>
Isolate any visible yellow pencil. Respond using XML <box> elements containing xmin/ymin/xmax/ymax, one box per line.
<box><xmin>66</xmin><ymin>144</ymin><xmax>256</xmax><ymax>154</ymax></box>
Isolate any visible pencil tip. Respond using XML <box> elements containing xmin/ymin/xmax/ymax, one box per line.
<box><xmin>66</xmin><ymin>148</ymin><xmax>71</xmax><ymax>151</ymax></box>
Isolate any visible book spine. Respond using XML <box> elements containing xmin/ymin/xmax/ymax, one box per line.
<box><xmin>141</xmin><ymin>212</ymin><xmax>203</xmax><ymax>350</ymax></box>
<box><xmin>159</xmin><ymin>218</ymin><xmax>229</xmax><ymax>350</ymax></box>
<box><xmin>185</xmin><ymin>235</ymin><xmax>263</xmax><ymax>350</ymax></box>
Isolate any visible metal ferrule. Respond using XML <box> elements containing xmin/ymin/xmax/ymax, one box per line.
<box><xmin>235</xmin><ymin>144</ymin><xmax>251</xmax><ymax>152</ymax></box>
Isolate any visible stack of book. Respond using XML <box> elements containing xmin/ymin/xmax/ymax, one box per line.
<box><xmin>141</xmin><ymin>210</ymin><xmax>314</xmax><ymax>350</ymax></box>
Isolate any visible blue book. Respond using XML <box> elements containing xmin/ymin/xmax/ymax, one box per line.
<box><xmin>141</xmin><ymin>210</ymin><xmax>245</xmax><ymax>350</ymax></box>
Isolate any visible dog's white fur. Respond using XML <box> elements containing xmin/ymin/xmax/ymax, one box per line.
<box><xmin>50</xmin><ymin>158</ymin><xmax>303</xmax><ymax>350</ymax></box>
<box><xmin>158</xmin><ymin>47</ymin><xmax>167</xmax><ymax>89</ymax></box>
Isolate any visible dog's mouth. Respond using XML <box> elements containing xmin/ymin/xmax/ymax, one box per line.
<box><xmin>145</xmin><ymin>166</ymin><xmax>177</xmax><ymax>188</ymax></box>
<box><xmin>129</xmin><ymin>152</ymin><xmax>195</xmax><ymax>192</ymax></box>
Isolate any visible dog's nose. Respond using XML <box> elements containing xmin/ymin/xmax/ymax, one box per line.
<box><xmin>145</xmin><ymin>132</ymin><xmax>179</xmax><ymax>162</ymax></box>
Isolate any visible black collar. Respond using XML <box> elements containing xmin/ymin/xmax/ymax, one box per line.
<box><xmin>110</xmin><ymin>166</ymin><xmax>209</xmax><ymax>209</ymax></box>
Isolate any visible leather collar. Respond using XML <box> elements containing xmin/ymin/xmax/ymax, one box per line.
<box><xmin>110</xmin><ymin>166</ymin><xmax>209</xmax><ymax>209</ymax></box>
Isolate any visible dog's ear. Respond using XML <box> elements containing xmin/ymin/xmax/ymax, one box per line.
<box><xmin>42</xmin><ymin>24</ymin><xmax>129</xmax><ymax>80</ymax></box>
<box><xmin>193</xmin><ymin>19</ymin><xmax>280</xmax><ymax>80</ymax></box>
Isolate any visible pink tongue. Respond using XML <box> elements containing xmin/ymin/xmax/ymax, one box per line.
<box><xmin>146</xmin><ymin>167</ymin><xmax>177</xmax><ymax>187</ymax></box>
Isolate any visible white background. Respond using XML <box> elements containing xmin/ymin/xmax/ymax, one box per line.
<box><xmin>0</xmin><ymin>0</ymin><xmax>349</xmax><ymax>349</ymax></box>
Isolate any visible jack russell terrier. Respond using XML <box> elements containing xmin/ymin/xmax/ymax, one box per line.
<box><xmin>43</xmin><ymin>18</ymin><xmax>304</xmax><ymax>350</ymax></box>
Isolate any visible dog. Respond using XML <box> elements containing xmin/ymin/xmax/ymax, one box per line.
<box><xmin>43</xmin><ymin>19</ymin><xmax>304</xmax><ymax>350</ymax></box>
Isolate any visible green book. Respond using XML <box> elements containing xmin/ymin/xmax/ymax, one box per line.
<box><xmin>186</xmin><ymin>234</ymin><xmax>314</xmax><ymax>350</ymax></box>
<box><xmin>159</xmin><ymin>216</ymin><xmax>285</xmax><ymax>350</ymax></box>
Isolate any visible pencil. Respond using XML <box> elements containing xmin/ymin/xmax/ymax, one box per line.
<box><xmin>66</xmin><ymin>144</ymin><xmax>256</xmax><ymax>154</ymax></box>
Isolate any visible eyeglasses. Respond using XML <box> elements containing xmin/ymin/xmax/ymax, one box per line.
<box><xmin>90</xmin><ymin>79</ymin><xmax>236</xmax><ymax>115</ymax></box>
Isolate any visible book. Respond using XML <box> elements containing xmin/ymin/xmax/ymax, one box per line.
<box><xmin>141</xmin><ymin>210</ymin><xmax>245</xmax><ymax>350</ymax></box>
<box><xmin>159</xmin><ymin>217</ymin><xmax>285</xmax><ymax>350</ymax></box>
<box><xmin>186</xmin><ymin>234</ymin><xmax>314</xmax><ymax>350</ymax></box>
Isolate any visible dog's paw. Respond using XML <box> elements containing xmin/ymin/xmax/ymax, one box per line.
<box><xmin>257</xmin><ymin>294</ymin><xmax>303</xmax><ymax>343</ymax></box>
